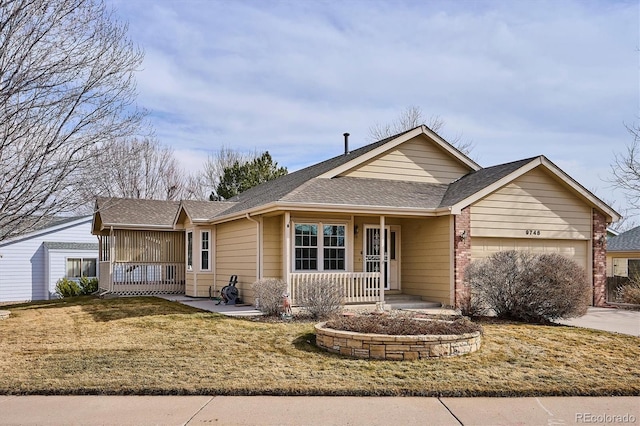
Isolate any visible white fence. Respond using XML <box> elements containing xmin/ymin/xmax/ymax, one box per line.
<box><xmin>289</xmin><ymin>272</ymin><xmax>381</xmax><ymax>304</ymax></box>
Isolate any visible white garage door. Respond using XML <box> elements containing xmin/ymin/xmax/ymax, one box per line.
<box><xmin>471</xmin><ymin>238</ymin><xmax>589</xmax><ymax>273</ymax></box>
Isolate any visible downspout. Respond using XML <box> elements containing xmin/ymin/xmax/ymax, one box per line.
<box><xmin>246</xmin><ymin>213</ymin><xmax>261</xmax><ymax>281</ymax></box>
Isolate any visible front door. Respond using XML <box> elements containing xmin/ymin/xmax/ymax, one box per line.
<box><xmin>364</xmin><ymin>226</ymin><xmax>399</xmax><ymax>290</ymax></box>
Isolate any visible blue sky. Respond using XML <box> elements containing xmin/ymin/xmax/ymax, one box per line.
<box><xmin>109</xmin><ymin>0</ymin><xmax>638</xmax><ymax>212</ymax></box>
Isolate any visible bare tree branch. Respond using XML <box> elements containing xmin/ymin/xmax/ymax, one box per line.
<box><xmin>81</xmin><ymin>137</ymin><xmax>187</xmax><ymax>201</ymax></box>
<box><xmin>0</xmin><ymin>0</ymin><xmax>144</xmax><ymax>241</ymax></box>
<box><xmin>368</xmin><ymin>106</ymin><xmax>475</xmax><ymax>156</ymax></box>
<box><xmin>187</xmin><ymin>145</ymin><xmax>257</xmax><ymax>201</ymax></box>
<box><xmin>608</xmin><ymin>123</ymin><xmax>640</xmax><ymax>218</ymax></box>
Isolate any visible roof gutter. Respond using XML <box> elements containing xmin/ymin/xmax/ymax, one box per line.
<box><xmin>210</xmin><ymin>202</ymin><xmax>452</xmax><ymax>224</ymax></box>
<box><xmin>101</xmin><ymin>223</ymin><xmax>175</xmax><ymax>230</ymax></box>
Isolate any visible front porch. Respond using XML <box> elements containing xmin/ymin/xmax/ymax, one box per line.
<box><xmin>97</xmin><ymin>230</ymin><xmax>186</xmax><ymax>296</ymax></box>
<box><xmin>288</xmin><ymin>272</ymin><xmax>440</xmax><ymax>308</ymax></box>
<box><xmin>289</xmin><ymin>272</ymin><xmax>381</xmax><ymax>304</ymax></box>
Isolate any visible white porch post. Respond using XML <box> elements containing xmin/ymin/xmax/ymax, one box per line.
<box><xmin>109</xmin><ymin>227</ymin><xmax>115</xmax><ymax>293</ymax></box>
<box><xmin>284</xmin><ymin>212</ymin><xmax>291</xmax><ymax>296</ymax></box>
<box><xmin>378</xmin><ymin>215</ymin><xmax>385</xmax><ymax>307</ymax></box>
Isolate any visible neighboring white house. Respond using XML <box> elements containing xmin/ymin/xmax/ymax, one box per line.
<box><xmin>0</xmin><ymin>216</ymin><xmax>98</xmax><ymax>304</ymax></box>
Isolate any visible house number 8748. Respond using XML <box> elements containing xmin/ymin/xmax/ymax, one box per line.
<box><xmin>526</xmin><ymin>230</ymin><xmax>541</xmax><ymax>236</ymax></box>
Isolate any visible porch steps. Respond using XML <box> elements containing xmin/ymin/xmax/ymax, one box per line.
<box><xmin>384</xmin><ymin>294</ymin><xmax>441</xmax><ymax>310</ymax></box>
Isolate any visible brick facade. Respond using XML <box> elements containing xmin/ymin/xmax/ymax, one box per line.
<box><xmin>592</xmin><ymin>209</ymin><xmax>607</xmax><ymax>307</ymax></box>
<box><xmin>453</xmin><ymin>207</ymin><xmax>471</xmax><ymax>308</ymax></box>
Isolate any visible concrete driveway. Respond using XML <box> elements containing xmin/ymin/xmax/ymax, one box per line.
<box><xmin>557</xmin><ymin>307</ymin><xmax>640</xmax><ymax>336</ymax></box>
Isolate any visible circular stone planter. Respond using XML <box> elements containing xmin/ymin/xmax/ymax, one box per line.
<box><xmin>315</xmin><ymin>322</ymin><xmax>481</xmax><ymax>360</ymax></box>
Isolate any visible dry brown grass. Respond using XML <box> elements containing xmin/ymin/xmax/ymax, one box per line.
<box><xmin>0</xmin><ymin>296</ymin><xmax>638</xmax><ymax>396</ymax></box>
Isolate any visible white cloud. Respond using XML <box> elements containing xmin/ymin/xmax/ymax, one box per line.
<box><xmin>110</xmin><ymin>0</ymin><xmax>638</xmax><ymax>211</ymax></box>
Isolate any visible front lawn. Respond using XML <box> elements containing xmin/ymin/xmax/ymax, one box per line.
<box><xmin>0</xmin><ymin>297</ymin><xmax>638</xmax><ymax>396</ymax></box>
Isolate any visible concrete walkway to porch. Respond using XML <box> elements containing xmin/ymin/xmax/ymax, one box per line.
<box><xmin>154</xmin><ymin>294</ymin><xmax>458</xmax><ymax>318</ymax></box>
<box><xmin>155</xmin><ymin>294</ymin><xmax>264</xmax><ymax>317</ymax></box>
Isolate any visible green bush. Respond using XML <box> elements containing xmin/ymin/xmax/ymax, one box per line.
<box><xmin>79</xmin><ymin>276</ymin><xmax>99</xmax><ymax>295</ymax></box>
<box><xmin>55</xmin><ymin>277</ymin><xmax>81</xmax><ymax>298</ymax></box>
<box><xmin>252</xmin><ymin>278</ymin><xmax>287</xmax><ymax>316</ymax></box>
<box><xmin>464</xmin><ymin>250</ymin><xmax>590</xmax><ymax>323</ymax></box>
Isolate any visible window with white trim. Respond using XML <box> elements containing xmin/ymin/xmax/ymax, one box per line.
<box><xmin>628</xmin><ymin>259</ymin><xmax>640</xmax><ymax>278</ymax></box>
<box><xmin>201</xmin><ymin>230</ymin><xmax>210</xmax><ymax>271</ymax></box>
<box><xmin>66</xmin><ymin>258</ymin><xmax>97</xmax><ymax>278</ymax></box>
<box><xmin>295</xmin><ymin>224</ymin><xmax>317</xmax><ymax>270</ymax></box>
<box><xmin>294</xmin><ymin>223</ymin><xmax>345</xmax><ymax>271</ymax></box>
<box><xmin>323</xmin><ymin>225</ymin><xmax>345</xmax><ymax>270</ymax></box>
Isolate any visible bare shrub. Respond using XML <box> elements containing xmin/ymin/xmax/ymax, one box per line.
<box><xmin>326</xmin><ymin>315</ymin><xmax>482</xmax><ymax>335</ymax></box>
<box><xmin>618</xmin><ymin>279</ymin><xmax>640</xmax><ymax>305</ymax></box>
<box><xmin>456</xmin><ymin>285</ymin><xmax>489</xmax><ymax>317</ymax></box>
<box><xmin>251</xmin><ymin>278</ymin><xmax>287</xmax><ymax>316</ymax></box>
<box><xmin>465</xmin><ymin>250</ymin><xmax>590</xmax><ymax>323</ymax></box>
<box><xmin>297</xmin><ymin>279</ymin><xmax>344</xmax><ymax>320</ymax></box>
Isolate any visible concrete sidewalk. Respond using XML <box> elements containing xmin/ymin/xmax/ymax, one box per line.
<box><xmin>0</xmin><ymin>395</ymin><xmax>637</xmax><ymax>425</ymax></box>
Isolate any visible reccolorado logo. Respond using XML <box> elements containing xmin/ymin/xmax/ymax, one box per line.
<box><xmin>576</xmin><ymin>413</ymin><xmax>637</xmax><ymax>424</ymax></box>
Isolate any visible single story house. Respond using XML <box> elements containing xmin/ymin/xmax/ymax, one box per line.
<box><xmin>92</xmin><ymin>126</ymin><xmax>619</xmax><ymax>307</ymax></box>
<box><xmin>606</xmin><ymin>226</ymin><xmax>640</xmax><ymax>279</ymax></box>
<box><xmin>0</xmin><ymin>216</ymin><xmax>98</xmax><ymax>303</ymax></box>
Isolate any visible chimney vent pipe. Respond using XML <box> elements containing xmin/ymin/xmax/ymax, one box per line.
<box><xmin>343</xmin><ymin>132</ymin><xmax>350</xmax><ymax>155</ymax></box>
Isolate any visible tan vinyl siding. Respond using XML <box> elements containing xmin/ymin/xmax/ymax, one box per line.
<box><xmin>400</xmin><ymin>216</ymin><xmax>451</xmax><ymax>305</ymax></box>
<box><xmin>471</xmin><ymin>237</ymin><xmax>589</xmax><ymax>273</ymax></box>
<box><xmin>471</xmin><ymin>167</ymin><xmax>591</xmax><ymax>239</ymax></box>
<box><xmin>340</xmin><ymin>135</ymin><xmax>470</xmax><ymax>183</ymax></box>
<box><xmin>185</xmin><ymin>273</ymin><xmax>195</xmax><ymax>297</ymax></box>
<box><xmin>263</xmin><ymin>215</ymin><xmax>282</xmax><ymax>279</ymax></box>
<box><xmin>193</xmin><ymin>272</ymin><xmax>215</xmax><ymax>297</ymax></box>
<box><xmin>215</xmin><ymin>218</ymin><xmax>257</xmax><ymax>303</ymax></box>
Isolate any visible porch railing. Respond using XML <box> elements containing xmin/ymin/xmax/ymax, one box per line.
<box><xmin>98</xmin><ymin>261</ymin><xmax>111</xmax><ymax>292</ymax></box>
<box><xmin>109</xmin><ymin>262</ymin><xmax>185</xmax><ymax>295</ymax></box>
<box><xmin>289</xmin><ymin>272</ymin><xmax>381</xmax><ymax>304</ymax></box>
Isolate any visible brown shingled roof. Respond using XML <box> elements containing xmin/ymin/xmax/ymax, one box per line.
<box><xmin>93</xmin><ymin>129</ymin><xmax>618</xmax><ymax>228</ymax></box>
<box><xmin>95</xmin><ymin>197</ymin><xmax>181</xmax><ymax>228</ymax></box>
<box><xmin>179</xmin><ymin>200</ymin><xmax>235</xmax><ymax>222</ymax></box>
<box><xmin>283</xmin><ymin>177</ymin><xmax>449</xmax><ymax>210</ymax></box>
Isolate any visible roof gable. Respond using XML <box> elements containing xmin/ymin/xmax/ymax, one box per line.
<box><xmin>93</xmin><ymin>198</ymin><xmax>181</xmax><ymax>233</ymax></box>
<box><xmin>174</xmin><ymin>200</ymin><xmax>235</xmax><ymax>226</ymax></box>
<box><xmin>318</xmin><ymin>125</ymin><xmax>480</xmax><ymax>179</ymax></box>
<box><xmin>212</xmin><ymin>126</ymin><xmax>479</xmax><ymax>220</ymax></box>
<box><xmin>339</xmin><ymin>133</ymin><xmax>473</xmax><ymax>184</ymax></box>
<box><xmin>440</xmin><ymin>157</ymin><xmax>537</xmax><ymax>208</ymax></box>
<box><xmin>442</xmin><ymin>156</ymin><xmax>620</xmax><ymax>222</ymax></box>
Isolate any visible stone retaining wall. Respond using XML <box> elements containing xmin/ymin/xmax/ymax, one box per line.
<box><xmin>315</xmin><ymin>322</ymin><xmax>481</xmax><ymax>360</ymax></box>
